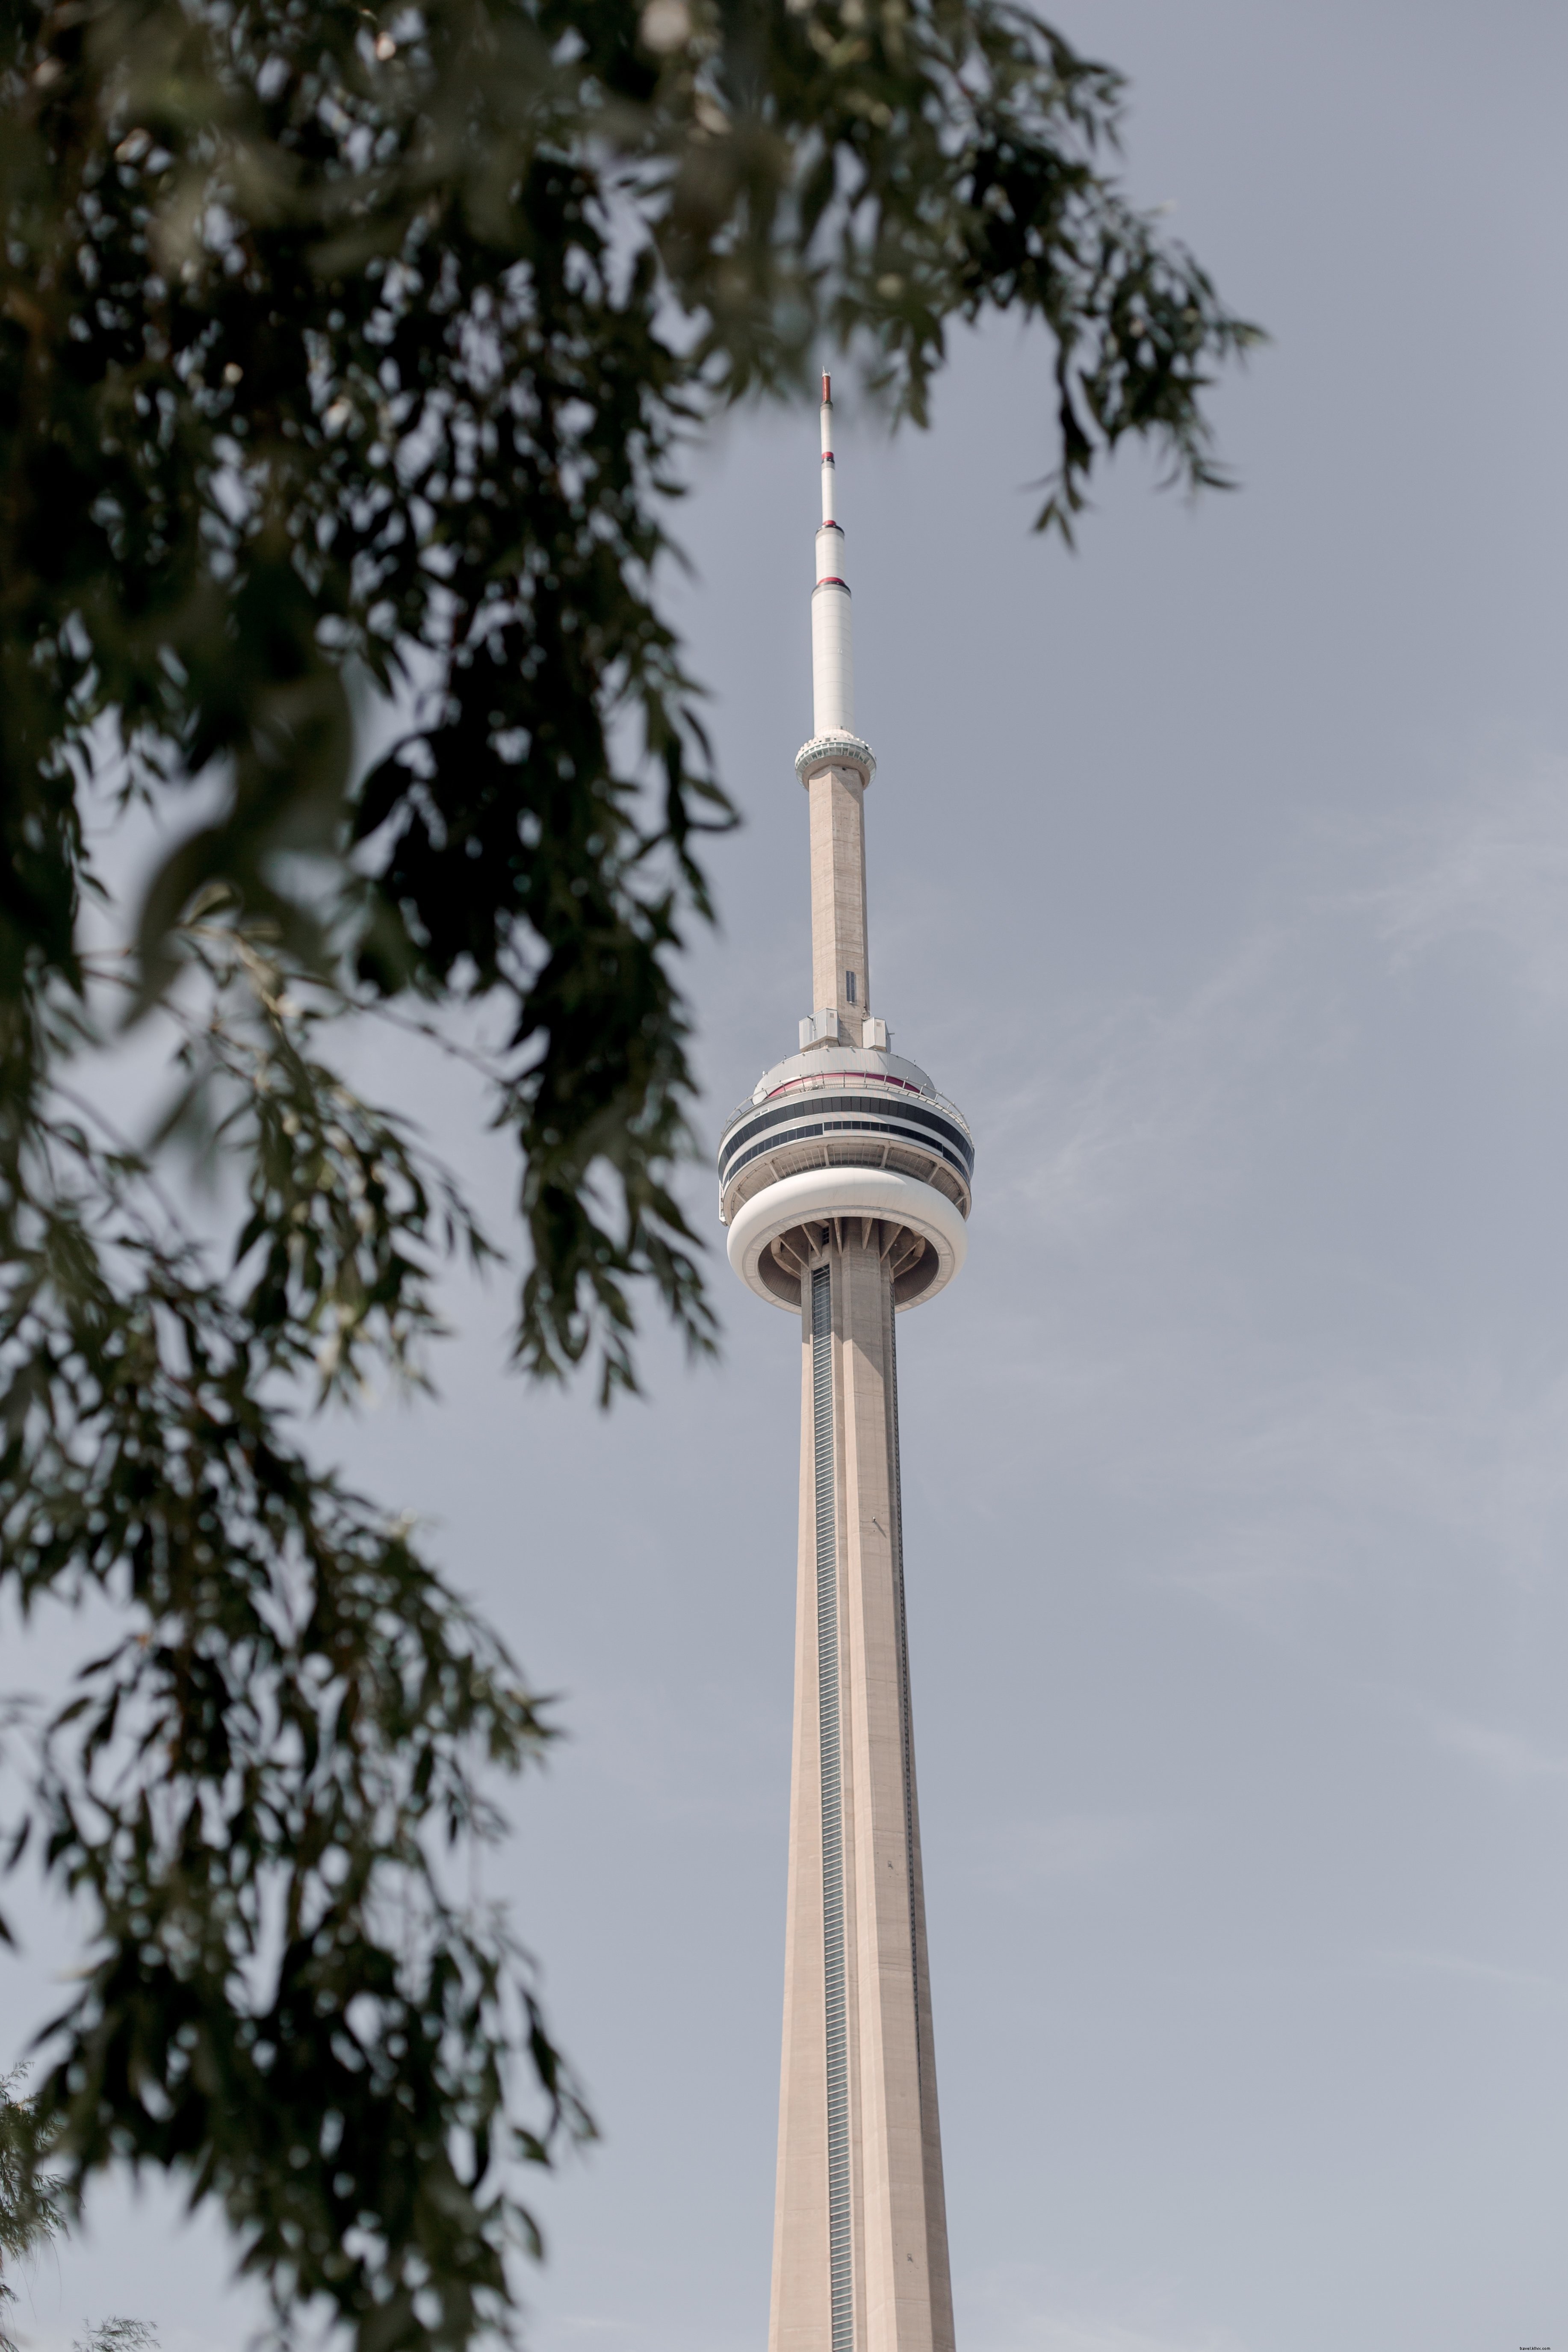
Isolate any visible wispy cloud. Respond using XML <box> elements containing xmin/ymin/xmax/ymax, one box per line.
<box><xmin>940</xmin><ymin>767</ymin><xmax>1568</xmax><ymax>1641</ymax></box>
<box><xmin>1423</xmin><ymin>1710</ymin><xmax>1568</xmax><ymax>1785</ymax></box>
<box><xmin>1365</xmin><ymin>757</ymin><xmax>1568</xmax><ymax>1012</ymax></box>
<box><xmin>959</xmin><ymin>2265</ymin><xmax>1250</xmax><ymax>2352</ymax></box>
<box><xmin>1373</xmin><ymin>1948</ymin><xmax>1568</xmax><ymax>2001</ymax></box>
<box><xmin>978</xmin><ymin>921</ymin><xmax>1327</xmax><ymax>1246</ymax></box>
<box><xmin>1004</xmin><ymin>2320</ymin><xmax>1243</xmax><ymax>2352</ymax></box>
<box><xmin>540</xmin><ymin>2320</ymin><xmax>640</xmax><ymax>2342</ymax></box>
<box><xmin>967</xmin><ymin>1813</ymin><xmax>1152</xmax><ymax>1897</ymax></box>
<box><xmin>977</xmin><ymin>758</ymin><xmax>1568</xmax><ymax>1277</ymax></box>
<box><xmin>1154</xmin><ymin>1355</ymin><xmax>1568</xmax><ymax>1601</ymax></box>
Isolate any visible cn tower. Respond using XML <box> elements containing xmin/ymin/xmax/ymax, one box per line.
<box><xmin>718</xmin><ymin>378</ymin><xmax>974</xmax><ymax>2352</ymax></box>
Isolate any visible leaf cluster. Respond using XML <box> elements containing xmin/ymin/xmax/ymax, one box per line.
<box><xmin>0</xmin><ymin>2100</ymin><xmax>159</xmax><ymax>2352</ymax></box>
<box><xmin>75</xmin><ymin>2325</ymin><xmax>158</xmax><ymax>2352</ymax></box>
<box><xmin>0</xmin><ymin>2066</ymin><xmax>65</xmax><ymax>2352</ymax></box>
<box><xmin>0</xmin><ymin>965</ymin><xmax>588</xmax><ymax>2352</ymax></box>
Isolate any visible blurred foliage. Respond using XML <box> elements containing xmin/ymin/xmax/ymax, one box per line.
<box><xmin>0</xmin><ymin>2069</ymin><xmax>63</xmax><ymax>2352</ymax></box>
<box><xmin>0</xmin><ymin>2077</ymin><xmax>159</xmax><ymax>2352</ymax></box>
<box><xmin>0</xmin><ymin>0</ymin><xmax>1258</xmax><ymax>2346</ymax></box>
<box><xmin>75</xmin><ymin>2326</ymin><xmax>159</xmax><ymax>2352</ymax></box>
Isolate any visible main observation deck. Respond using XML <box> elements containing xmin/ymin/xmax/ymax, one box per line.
<box><xmin>718</xmin><ymin>1044</ymin><xmax>974</xmax><ymax>1313</ymax></box>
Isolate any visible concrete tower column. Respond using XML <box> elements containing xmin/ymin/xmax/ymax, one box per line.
<box><xmin>771</xmin><ymin>1226</ymin><xmax>955</xmax><ymax>2352</ymax></box>
<box><xmin>809</xmin><ymin>764</ymin><xmax>871</xmax><ymax>1036</ymax></box>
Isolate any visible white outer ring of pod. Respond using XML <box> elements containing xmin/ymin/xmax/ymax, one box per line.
<box><xmin>725</xmin><ymin>1165</ymin><xmax>968</xmax><ymax>1311</ymax></box>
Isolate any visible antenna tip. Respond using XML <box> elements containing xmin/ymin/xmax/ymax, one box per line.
<box><xmin>821</xmin><ymin>370</ymin><xmax>831</xmax><ymax>404</ymax></box>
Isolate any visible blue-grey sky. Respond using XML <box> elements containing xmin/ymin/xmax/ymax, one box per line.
<box><xmin>8</xmin><ymin>4</ymin><xmax>1568</xmax><ymax>2351</ymax></box>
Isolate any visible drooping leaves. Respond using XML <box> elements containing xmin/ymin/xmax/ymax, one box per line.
<box><xmin>0</xmin><ymin>1</ymin><xmax>1258</xmax><ymax>2344</ymax></box>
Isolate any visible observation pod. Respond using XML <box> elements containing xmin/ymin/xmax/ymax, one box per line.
<box><xmin>718</xmin><ymin>1047</ymin><xmax>973</xmax><ymax>1313</ymax></box>
<box><xmin>720</xmin><ymin>375</ymin><xmax>973</xmax><ymax>2352</ymax></box>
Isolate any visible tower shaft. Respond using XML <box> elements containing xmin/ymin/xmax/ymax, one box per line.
<box><xmin>721</xmin><ymin>370</ymin><xmax>973</xmax><ymax>2352</ymax></box>
<box><xmin>809</xmin><ymin>765</ymin><xmax>871</xmax><ymax>1034</ymax></box>
<box><xmin>769</xmin><ymin>1228</ymin><xmax>956</xmax><ymax>2352</ymax></box>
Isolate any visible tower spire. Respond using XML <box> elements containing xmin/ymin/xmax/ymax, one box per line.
<box><xmin>812</xmin><ymin>372</ymin><xmax>853</xmax><ymax>735</ymax></box>
<box><xmin>797</xmin><ymin>374</ymin><xmax>878</xmax><ymax>1051</ymax></box>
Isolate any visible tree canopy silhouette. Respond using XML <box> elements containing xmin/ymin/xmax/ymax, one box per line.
<box><xmin>0</xmin><ymin>1</ymin><xmax>1259</xmax><ymax>2345</ymax></box>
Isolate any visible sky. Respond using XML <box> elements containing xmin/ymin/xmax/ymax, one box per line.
<box><xmin>6</xmin><ymin>3</ymin><xmax>1568</xmax><ymax>2352</ymax></box>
